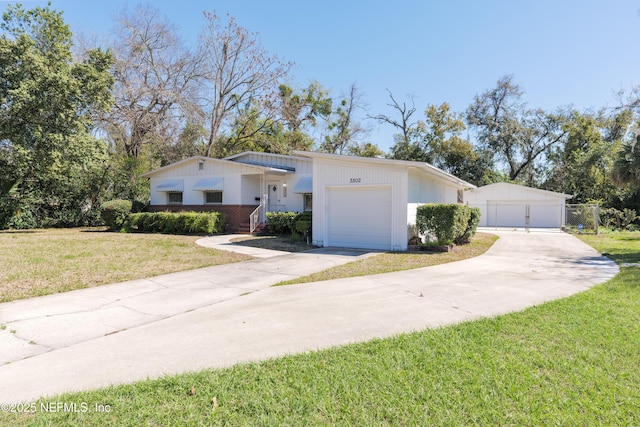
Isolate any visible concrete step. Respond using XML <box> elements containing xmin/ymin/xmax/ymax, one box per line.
<box><xmin>235</xmin><ymin>223</ymin><xmax>268</xmax><ymax>235</ymax></box>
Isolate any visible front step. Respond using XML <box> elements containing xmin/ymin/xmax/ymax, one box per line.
<box><xmin>234</xmin><ymin>222</ymin><xmax>268</xmax><ymax>235</ymax></box>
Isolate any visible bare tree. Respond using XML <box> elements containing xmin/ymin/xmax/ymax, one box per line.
<box><xmin>100</xmin><ymin>4</ymin><xmax>200</xmax><ymax>159</ymax></box>
<box><xmin>370</xmin><ymin>89</ymin><xmax>419</xmax><ymax>157</ymax></box>
<box><xmin>198</xmin><ymin>12</ymin><xmax>292</xmax><ymax>157</ymax></box>
<box><xmin>320</xmin><ymin>83</ymin><xmax>367</xmax><ymax>154</ymax></box>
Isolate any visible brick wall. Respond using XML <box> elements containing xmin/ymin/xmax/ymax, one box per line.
<box><xmin>148</xmin><ymin>204</ymin><xmax>258</xmax><ymax>232</ymax></box>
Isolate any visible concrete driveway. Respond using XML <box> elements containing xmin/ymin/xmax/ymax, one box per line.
<box><xmin>0</xmin><ymin>229</ymin><xmax>619</xmax><ymax>403</ymax></box>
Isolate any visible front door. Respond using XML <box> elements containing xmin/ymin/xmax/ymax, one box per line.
<box><xmin>267</xmin><ymin>181</ymin><xmax>284</xmax><ymax>212</ymax></box>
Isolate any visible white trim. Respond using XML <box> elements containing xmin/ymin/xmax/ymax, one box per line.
<box><xmin>293</xmin><ymin>150</ymin><xmax>476</xmax><ymax>189</ymax></box>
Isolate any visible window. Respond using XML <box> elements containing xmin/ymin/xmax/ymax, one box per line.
<box><xmin>457</xmin><ymin>189</ymin><xmax>464</xmax><ymax>204</ymax></box>
<box><xmin>198</xmin><ymin>160</ymin><xmax>204</xmax><ymax>170</ymax></box>
<box><xmin>205</xmin><ymin>191</ymin><xmax>222</xmax><ymax>204</ymax></box>
<box><xmin>168</xmin><ymin>192</ymin><xmax>183</xmax><ymax>205</ymax></box>
<box><xmin>303</xmin><ymin>193</ymin><xmax>313</xmax><ymax>212</ymax></box>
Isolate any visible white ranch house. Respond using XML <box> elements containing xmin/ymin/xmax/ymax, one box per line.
<box><xmin>143</xmin><ymin>151</ymin><xmax>476</xmax><ymax>251</ymax></box>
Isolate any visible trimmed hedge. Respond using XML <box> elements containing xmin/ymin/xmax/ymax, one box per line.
<box><xmin>100</xmin><ymin>200</ymin><xmax>133</xmax><ymax>230</ymax></box>
<box><xmin>416</xmin><ymin>204</ymin><xmax>480</xmax><ymax>246</ymax></box>
<box><xmin>457</xmin><ymin>206</ymin><xmax>481</xmax><ymax>244</ymax></box>
<box><xmin>266</xmin><ymin>211</ymin><xmax>312</xmax><ymax>237</ymax></box>
<box><xmin>266</xmin><ymin>212</ymin><xmax>298</xmax><ymax>234</ymax></box>
<box><xmin>123</xmin><ymin>211</ymin><xmax>225</xmax><ymax>234</ymax></box>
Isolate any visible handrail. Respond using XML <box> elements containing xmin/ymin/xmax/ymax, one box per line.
<box><xmin>249</xmin><ymin>198</ymin><xmax>266</xmax><ymax>234</ymax></box>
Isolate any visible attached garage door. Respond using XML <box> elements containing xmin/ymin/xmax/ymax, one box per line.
<box><xmin>487</xmin><ymin>201</ymin><xmax>562</xmax><ymax>228</ymax></box>
<box><xmin>326</xmin><ymin>186</ymin><xmax>392</xmax><ymax>250</ymax></box>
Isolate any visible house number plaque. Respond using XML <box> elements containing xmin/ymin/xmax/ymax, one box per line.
<box><xmin>349</xmin><ymin>178</ymin><xmax>362</xmax><ymax>183</ymax></box>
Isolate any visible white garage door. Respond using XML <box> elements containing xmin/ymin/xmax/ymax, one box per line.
<box><xmin>487</xmin><ymin>202</ymin><xmax>562</xmax><ymax>228</ymax></box>
<box><xmin>326</xmin><ymin>186</ymin><xmax>392</xmax><ymax>250</ymax></box>
<box><xmin>530</xmin><ymin>204</ymin><xmax>562</xmax><ymax>227</ymax></box>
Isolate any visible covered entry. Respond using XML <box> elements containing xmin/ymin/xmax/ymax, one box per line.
<box><xmin>325</xmin><ymin>186</ymin><xmax>392</xmax><ymax>250</ymax></box>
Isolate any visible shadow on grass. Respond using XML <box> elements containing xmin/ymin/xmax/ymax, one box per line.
<box><xmin>230</xmin><ymin>235</ymin><xmax>315</xmax><ymax>252</ymax></box>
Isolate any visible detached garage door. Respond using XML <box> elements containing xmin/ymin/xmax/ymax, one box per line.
<box><xmin>487</xmin><ymin>201</ymin><xmax>562</xmax><ymax>228</ymax></box>
<box><xmin>326</xmin><ymin>186</ymin><xmax>392</xmax><ymax>250</ymax></box>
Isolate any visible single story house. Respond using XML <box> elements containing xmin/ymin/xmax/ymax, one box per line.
<box><xmin>142</xmin><ymin>150</ymin><xmax>476</xmax><ymax>251</ymax></box>
<box><xmin>464</xmin><ymin>182</ymin><xmax>572</xmax><ymax>228</ymax></box>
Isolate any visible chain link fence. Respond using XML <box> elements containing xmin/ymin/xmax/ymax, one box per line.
<box><xmin>565</xmin><ymin>204</ymin><xmax>599</xmax><ymax>234</ymax></box>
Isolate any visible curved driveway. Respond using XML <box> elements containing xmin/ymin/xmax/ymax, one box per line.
<box><xmin>0</xmin><ymin>229</ymin><xmax>619</xmax><ymax>403</ymax></box>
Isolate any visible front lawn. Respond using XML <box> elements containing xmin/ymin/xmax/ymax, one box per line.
<box><xmin>0</xmin><ymin>228</ymin><xmax>251</xmax><ymax>303</ymax></box>
<box><xmin>2</xmin><ymin>232</ymin><xmax>638</xmax><ymax>425</ymax></box>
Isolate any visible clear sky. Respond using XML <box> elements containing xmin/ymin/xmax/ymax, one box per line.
<box><xmin>3</xmin><ymin>0</ymin><xmax>640</xmax><ymax>151</ymax></box>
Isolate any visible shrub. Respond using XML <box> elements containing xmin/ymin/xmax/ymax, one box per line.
<box><xmin>131</xmin><ymin>200</ymin><xmax>147</xmax><ymax>213</ymax></box>
<box><xmin>294</xmin><ymin>220</ymin><xmax>311</xmax><ymax>234</ymax></box>
<box><xmin>601</xmin><ymin>207</ymin><xmax>639</xmax><ymax>231</ymax></box>
<box><xmin>456</xmin><ymin>207</ymin><xmax>481</xmax><ymax>244</ymax></box>
<box><xmin>123</xmin><ymin>211</ymin><xmax>225</xmax><ymax>235</ymax></box>
<box><xmin>100</xmin><ymin>200</ymin><xmax>133</xmax><ymax>230</ymax></box>
<box><xmin>294</xmin><ymin>212</ymin><xmax>312</xmax><ymax>237</ymax></box>
<box><xmin>266</xmin><ymin>212</ymin><xmax>312</xmax><ymax>236</ymax></box>
<box><xmin>416</xmin><ymin>204</ymin><xmax>473</xmax><ymax>246</ymax></box>
<box><xmin>266</xmin><ymin>211</ymin><xmax>298</xmax><ymax>234</ymax></box>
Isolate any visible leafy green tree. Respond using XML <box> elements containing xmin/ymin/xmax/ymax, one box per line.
<box><xmin>613</xmin><ymin>137</ymin><xmax>640</xmax><ymax>190</ymax></box>
<box><xmin>275</xmin><ymin>82</ymin><xmax>332</xmax><ymax>152</ymax></box>
<box><xmin>466</xmin><ymin>75</ymin><xmax>568</xmax><ymax>184</ymax></box>
<box><xmin>348</xmin><ymin>142</ymin><xmax>385</xmax><ymax>158</ymax></box>
<box><xmin>0</xmin><ymin>3</ymin><xmax>113</xmax><ymax>228</ymax></box>
<box><xmin>376</xmin><ymin>93</ymin><xmax>492</xmax><ymax>184</ymax></box>
<box><xmin>544</xmin><ymin>111</ymin><xmax>626</xmax><ymax>204</ymax></box>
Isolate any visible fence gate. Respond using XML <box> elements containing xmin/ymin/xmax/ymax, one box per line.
<box><xmin>565</xmin><ymin>204</ymin><xmax>599</xmax><ymax>234</ymax></box>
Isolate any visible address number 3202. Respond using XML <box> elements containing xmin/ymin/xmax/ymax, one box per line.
<box><xmin>349</xmin><ymin>178</ymin><xmax>362</xmax><ymax>183</ymax></box>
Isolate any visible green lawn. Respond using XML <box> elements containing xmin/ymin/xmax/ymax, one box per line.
<box><xmin>0</xmin><ymin>228</ymin><xmax>251</xmax><ymax>302</ymax></box>
<box><xmin>2</xmin><ymin>232</ymin><xmax>638</xmax><ymax>426</ymax></box>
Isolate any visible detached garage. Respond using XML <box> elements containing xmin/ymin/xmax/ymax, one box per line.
<box><xmin>465</xmin><ymin>182</ymin><xmax>572</xmax><ymax>228</ymax></box>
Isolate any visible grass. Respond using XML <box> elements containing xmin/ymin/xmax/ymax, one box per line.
<box><xmin>275</xmin><ymin>232</ymin><xmax>498</xmax><ymax>286</ymax></box>
<box><xmin>1</xmin><ymin>231</ymin><xmax>638</xmax><ymax>425</ymax></box>
<box><xmin>575</xmin><ymin>229</ymin><xmax>640</xmax><ymax>265</ymax></box>
<box><xmin>0</xmin><ymin>228</ymin><xmax>252</xmax><ymax>303</ymax></box>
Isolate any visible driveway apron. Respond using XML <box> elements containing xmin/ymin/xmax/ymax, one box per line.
<box><xmin>0</xmin><ymin>230</ymin><xmax>619</xmax><ymax>403</ymax></box>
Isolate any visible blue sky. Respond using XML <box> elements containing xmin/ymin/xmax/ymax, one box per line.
<box><xmin>3</xmin><ymin>1</ymin><xmax>640</xmax><ymax>151</ymax></box>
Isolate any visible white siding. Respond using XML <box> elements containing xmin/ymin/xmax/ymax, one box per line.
<box><xmin>148</xmin><ymin>158</ymin><xmax>263</xmax><ymax>206</ymax></box>
<box><xmin>240</xmin><ymin>175</ymin><xmax>262</xmax><ymax>205</ymax></box>
<box><xmin>408</xmin><ymin>168</ymin><xmax>459</xmax><ymax>204</ymax></box>
<box><xmin>312</xmin><ymin>157</ymin><xmax>408</xmax><ymax>251</ymax></box>
<box><xmin>231</xmin><ymin>152</ymin><xmax>312</xmax><ymax>174</ymax></box>
<box><xmin>406</xmin><ymin>169</ymin><xmax>463</xmax><ymax>242</ymax></box>
<box><xmin>465</xmin><ymin>183</ymin><xmax>569</xmax><ymax>227</ymax></box>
